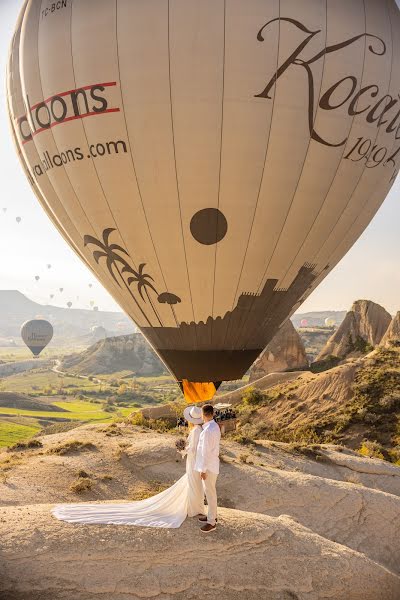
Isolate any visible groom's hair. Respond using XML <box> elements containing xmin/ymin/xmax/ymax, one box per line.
<box><xmin>202</xmin><ymin>404</ymin><xmax>214</xmax><ymax>417</ymax></box>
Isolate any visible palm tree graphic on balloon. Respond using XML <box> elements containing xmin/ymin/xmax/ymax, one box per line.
<box><xmin>84</xmin><ymin>228</ymin><xmax>181</xmax><ymax>327</ymax></box>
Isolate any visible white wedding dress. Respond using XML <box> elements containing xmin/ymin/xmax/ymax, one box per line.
<box><xmin>52</xmin><ymin>425</ymin><xmax>205</xmax><ymax>528</ymax></box>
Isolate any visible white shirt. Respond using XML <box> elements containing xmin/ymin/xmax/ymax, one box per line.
<box><xmin>194</xmin><ymin>419</ymin><xmax>221</xmax><ymax>475</ymax></box>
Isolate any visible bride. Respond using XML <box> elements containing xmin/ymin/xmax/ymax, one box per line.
<box><xmin>52</xmin><ymin>405</ymin><xmax>205</xmax><ymax>528</ymax></box>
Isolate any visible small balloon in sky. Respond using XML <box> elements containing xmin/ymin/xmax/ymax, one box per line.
<box><xmin>47</xmin><ymin>264</ymin><xmax>51</xmax><ymax>269</ymax></box>
<box><xmin>93</xmin><ymin>306</ymin><xmax>99</xmax><ymax>312</ymax></box>
<box><xmin>325</xmin><ymin>317</ymin><xmax>336</xmax><ymax>327</ymax></box>
<box><xmin>15</xmin><ymin>217</ymin><xmax>21</xmax><ymax>223</ymax></box>
<box><xmin>67</xmin><ymin>301</ymin><xmax>72</xmax><ymax>308</ymax></box>
<box><xmin>59</xmin><ymin>288</ymin><xmax>63</xmax><ymax>293</ymax></box>
<box><xmin>50</xmin><ymin>294</ymin><xmax>54</xmax><ymax>298</ymax></box>
<box><xmin>90</xmin><ymin>300</ymin><xmax>95</xmax><ymax>307</ymax></box>
<box><xmin>2</xmin><ymin>208</ymin><xmax>6</xmax><ymax>213</ymax></box>
<box><xmin>88</xmin><ymin>284</ymin><xmax>93</xmax><ymax>288</ymax></box>
<box><xmin>34</xmin><ymin>275</ymin><xmax>40</xmax><ymax>281</ymax></box>
<box><xmin>21</xmin><ymin>319</ymin><xmax>53</xmax><ymax>357</ymax></box>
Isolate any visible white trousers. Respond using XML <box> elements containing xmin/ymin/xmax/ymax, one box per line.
<box><xmin>203</xmin><ymin>471</ymin><xmax>218</xmax><ymax>525</ymax></box>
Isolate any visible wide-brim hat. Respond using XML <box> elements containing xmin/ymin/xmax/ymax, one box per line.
<box><xmin>183</xmin><ymin>405</ymin><xmax>203</xmax><ymax>425</ymax></box>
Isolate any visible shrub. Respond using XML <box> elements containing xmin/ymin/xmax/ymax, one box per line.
<box><xmin>48</xmin><ymin>440</ymin><xmax>96</xmax><ymax>455</ymax></box>
<box><xmin>8</xmin><ymin>439</ymin><xmax>43</xmax><ymax>451</ymax></box>
<box><xmin>241</xmin><ymin>387</ymin><xmax>267</xmax><ymax>406</ymax></box>
<box><xmin>358</xmin><ymin>440</ymin><xmax>385</xmax><ymax>460</ymax></box>
<box><xmin>70</xmin><ymin>477</ymin><xmax>93</xmax><ymax>494</ymax></box>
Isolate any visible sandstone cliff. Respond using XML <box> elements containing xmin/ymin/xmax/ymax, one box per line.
<box><xmin>317</xmin><ymin>300</ymin><xmax>391</xmax><ymax>360</ymax></box>
<box><xmin>380</xmin><ymin>312</ymin><xmax>400</xmax><ymax>347</ymax></box>
<box><xmin>249</xmin><ymin>320</ymin><xmax>308</xmax><ymax>382</ymax></box>
<box><xmin>60</xmin><ymin>333</ymin><xmax>166</xmax><ymax>376</ymax></box>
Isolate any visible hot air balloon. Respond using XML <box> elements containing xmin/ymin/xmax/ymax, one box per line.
<box><xmin>89</xmin><ymin>300</ymin><xmax>95</xmax><ymax>307</ymax></box>
<box><xmin>47</xmin><ymin>264</ymin><xmax>51</xmax><ymax>269</ymax></box>
<box><xmin>67</xmin><ymin>301</ymin><xmax>72</xmax><ymax>308</ymax></box>
<box><xmin>300</xmin><ymin>319</ymin><xmax>308</xmax><ymax>328</ymax></box>
<box><xmin>2</xmin><ymin>208</ymin><xmax>7</xmax><ymax>213</ymax></box>
<box><xmin>88</xmin><ymin>284</ymin><xmax>93</xmax><ymax>288</ymax></box>
<box><xmin>21</xmin><ymin>319</ymin><xmax>53</xmax><ymax>357</ymax></box>
<box><xmin>93</xmin><ymin>306</ymin><xmax>99</xmax><ymax>312</ymax></box>
<box><xmin>325</xmin><ymin>317</ymin><xmax>336</xmax><ymax>327</ymax></box>
<box><xmin>7</xmin><ymin>1</ymin><xmax>400</xmax><ymax>403</ymax></box>
<box><xmin>50</xmin><ymin>294</ymin><xmax>54</xmax><ymax>299</ymax></box>
<box><xmin>59</xmin><ymin>288</ymin><xmax>63</xmax><ymax>293</ymax></box>
<box><xmin>34</xmin><ymin>275</ymin><xmax>40</xmax><ymax>281</ymax></box>
<box><xmin>15</xmin><ymin>217</ymin><xmax>21</xmax><ymax>224</ymax></box>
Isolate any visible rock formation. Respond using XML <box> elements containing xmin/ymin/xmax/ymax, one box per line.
<box><xmin>380</xmin><ymin>312</ymin><xmax>400</xmax><ymax>347</ymax></box>
<box><xmin>60</xmin><ymin>333</ymin><xmax>166</xmax><ymax>376</ymax></box>
<box><xmin>1</xmin><ymin>423</ymin><xmax>400</xmax><ymax>599</ymax></box>
<box><xmin>317</xmin><ymin>300</ymin><xmax>391</xmax><ymax>360</ymax></box>
<box><xmin>249</xmin><ymin>319</ymin><xmax>308</xmax><ymax>382</ymax></box>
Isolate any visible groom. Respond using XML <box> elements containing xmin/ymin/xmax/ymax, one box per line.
<box><xmin>195</xmin><ymin>404</ymin><xmax>221</xmax><ymax>533</ymax></box>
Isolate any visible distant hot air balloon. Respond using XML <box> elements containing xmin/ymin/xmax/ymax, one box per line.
<box><xmin>34</xmin><ymin>275</ymin><xmax>40</xmax><ymax>281</ymax></box>
<box><xmin>91</xmin><ymin>325</ymin><xmax>106</xmax><ymax>339</ymax></box>
<box><xmin>47</xmin><ymin>264</ymin><xmax>51</xmax><ymax>269</ymax></box>
<box><xmin>21</xmin><ymin>319</ymin><xmax>53</xmax><ymax>357</ymax></box>
<box><xmin>50</xmin><ymin>294</ymin><xmax>54</xmax><ymax>299</ymax></box>
<box><xmin>15</xmin><ymin>217</ymin><xmax>21</xmax><ymax>224</ymax></box>
<box><xmin>88</xmin><ymin>284</ymin><xmax>93</xmax><ymax>288</ymax></box>
<box><xmin>8</xmin><ymin>1</ymin><xmax>400</xmax><ymax>402</ymax></box>
<box><xmin>300</xmin><ymin>319</ymin><xmax>308</xmax><ymax>328</ymax></box>
<box><xmin>2</xmin><ymin>208</ymin><xmax>7</xmax><ymax>213</ymax></box>
<box><xmin>67</xmin><ymin>301</ymin><xmax>72</xmax><ymax>308</ymax></box>
<box><xmin>325</xmin><ymin>317</ymin><xmax>336</xmax><ymax>327</ymax></box>
<box><xmin>93</xmin><ymin>306</ymin><xmax>99</xmax><ymax>312</ymax></box>
<box><xmin>89</xmin><ymin>300</ymin><xmax>95</xmax><ymax>307</ymax></box>
<box><xmin>59</xmin><ymin>288</ymin><xmax>63</xmax><ymax>293</ymax></box>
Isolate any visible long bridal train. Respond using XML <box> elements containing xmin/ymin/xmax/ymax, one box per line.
<box><xmin>52</xmin><ymin>421</ymin><xmax>205</xmax><ymax>529</ymax></box>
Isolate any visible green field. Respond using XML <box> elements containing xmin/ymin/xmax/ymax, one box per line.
<box><xmin>0</xmin><ymin>421</ymin><xmax>41</xmax><ymax>448</ymax></box>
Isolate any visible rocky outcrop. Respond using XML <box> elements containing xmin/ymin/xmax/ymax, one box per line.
<box><xmin>0</xmin><ymin>358</ymin><xmax>49</xmax><ymax>377</ymax></box>
<box><xmin>1</xmin><ymin>504</ymin><xmax>399</xmax><ymax>600</ymax></box>
<box><xmin>317</xmin><ymin>300</ymin><xmax>391</xmax><ymax>360</ymax></box>
<box><xmin>249</xmin><ymin>319</ymin><xmax>308</xmax><ymax>382</ymax></box>
<box><xmin>60</xmin><ymin>333</ymin><xmax>166</xmax><ymax>376</ymax></box>
<box><xmin>380</xmin><ymin>312</ymin><xmax>400</xmax><ymax>347</ymax></box>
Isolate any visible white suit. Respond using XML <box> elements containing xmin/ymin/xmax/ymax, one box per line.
<box><xmin>195</xmin><ymin>419</ymin><xmax>221</xmax><ymax>525</ymax></box>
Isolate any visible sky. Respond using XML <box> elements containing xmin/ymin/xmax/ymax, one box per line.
<box><xmin>1</xmin><ymin>0</ymin><xmax>400</xmax><ymax>316</ymax></box>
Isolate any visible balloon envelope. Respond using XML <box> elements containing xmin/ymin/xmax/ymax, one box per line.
<box><xmin>21</xmin><ymin>319</ymin><xmax>53</xmax><ymax>356</ymax></box>
<box><xmin>7</xmin><ymin>0</ymin><xmax>400</xmax><ymax>386</ymax></box>
<box><xmin>300</xmin><ymin>319</ymin><xmax>308</xmax><ymax>328</ymax></box>
<box><xmin>325</xmin><ymin>317</ymin><xmax>336</xmax><ymax>327</ymax></box>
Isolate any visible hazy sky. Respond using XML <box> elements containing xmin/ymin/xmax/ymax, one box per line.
<box><xmin>1</xmin><ymin>0</ymin><xmax>400</xmax><ymax>316</ymax></box>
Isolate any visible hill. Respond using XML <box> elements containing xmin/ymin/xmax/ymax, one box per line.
<box><xmin>232</xmin><ymin>345</ymin><xmax>400</xmax><ymax>463</ymax></box>
<box><xmin>0</xmin><ymin>423</ymin><xmax>399</xmax><ymax>599</ymax></box>
<box><xmin>0</xmin><ymin>291</ymin><xmax>135</xmax><ymax>345</ymax></box>
<box><xmin>0</xmin><ymin>392</ymin><xmax>66</xmax><ymax>412</ymax></box>
<box><xmin>60</xmin><ymin>333</ymin><xmax>167</xmax><ymax>377</ymax></box>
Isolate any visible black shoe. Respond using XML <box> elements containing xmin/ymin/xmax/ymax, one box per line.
<box><xmin>198</xmin><ymin>516</ymin><xmax>218</xmax><ymax>522</ymax></box>
<box><xmin>200</xmin><ymin>523</ymin><xmax>216</xmax><ymax>533</ymax></box>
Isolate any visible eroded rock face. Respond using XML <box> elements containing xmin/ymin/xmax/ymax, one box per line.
<box><xmin>380</xmin><ymin>312</ymin><xmax>400</xmax><ymax>347</ymax></box>
<box><xmin>60</xmin><ymin>333</ymin><xmax>166</xmax><ymax>376</ymax></box>
<box><xmin>317</xmin><ymin>300</ymin><xmax>391</xmax><ymax>360</ymax></box>
<box><xmin>249</xmin><ymin>320</ymin><xmax>308</xmax><ymax>382</ymax></box>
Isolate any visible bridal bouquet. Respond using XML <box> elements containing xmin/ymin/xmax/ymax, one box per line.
<box><xmin>175</xmin><ymin>438</ymin><xmax>186</xmax><ymax>451</ymax></box>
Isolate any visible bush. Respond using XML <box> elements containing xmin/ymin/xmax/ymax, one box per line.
<box><xmin>8</xmin><ymin>439</ymin><xmax>43</xmax><ymax>451</ymax></box>
<box><xmin>241</xmin><ymin>387</ymin><xmax>266</xmax><ymax>406</ymax></box>
<box><xmin>48</xmin><ymin>440</ymin><xmax>96</xmax><ymax>455</ymax></box>
<box><xmin>70</xmin><ymin>477</ymin><xmax>93</xmax><ymax>494</ymax></box>
<box><xmin>358</xmin><ymin>440</ymin><xmax>385</xmax><ymax>460</ymax></box>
